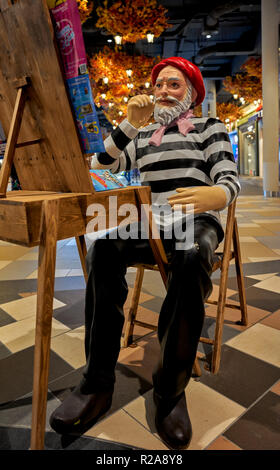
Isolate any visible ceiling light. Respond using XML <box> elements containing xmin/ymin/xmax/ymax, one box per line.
<box><xmin>206</xmin><ymin>34</ymin><xmax>212</xmax><ymax>39</ymax></box>
<box><xmin>233</xmin><ymin>94</ymin><xmax>238</xmax><ymax>100</ymax></box>
<box><xmin>145</xmin><ymin>82</ymin><xmax>150</xmax><ymax>88</ymax></box>
<box><xmin>119</xmin><ymin>111</ymin><xmax>123</xmax><ymax>116</ymax></box>
<box><xmin>103</xmin><ymin>77</ymin><xmax>109</xmax><ymax>84</ymax></box>
<box><xmin>107</xmin><ymin>39</ymin><xmax>113</xmax><ymax>43</ymax></box>
<box><xmin>124</xmin><ymin>97</ymin><xmax>128</xmax><ymax>102</ymax></box>
<box><xmin>101</xmin><ymin>93</ymin><xmax>106</xmax><ymax>99</ymax></box>
<box><xmin>126</xmin><ymin>69</ymin><xmax>132</xmax><ymax>77</ymax></box>
<box><xmin>114</xmin><ymin>34</ymin><xmax>122</xmax><ymax>45</ymax></box>
<box><xmin>146</xmin><ymin>32</ymin><xmax>154</xmax><ymax>43</ymax></box>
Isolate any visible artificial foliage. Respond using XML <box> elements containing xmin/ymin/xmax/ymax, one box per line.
<box><xmin>95</xmin><ymin>0</ymin><xmax>169</xmax><ymax>43</ymax></box>
<box><xmin>223</xmin><ymin>57</ymin><xmax>262</xmax><ymax>104</ymax></box>
<box><xmin>77</xmin><ymin>0</ymin><xmax>94</xmax><ymax>23</ymax></box>
<box><xmin>216</xmin><ymin>102</ymin><xmax>243</xmax><ymax>123</ymax></box>
<box><xmin>89</xmin><ymin>46</ymin><xmax>160</xmax><ymax>124</ymax></box>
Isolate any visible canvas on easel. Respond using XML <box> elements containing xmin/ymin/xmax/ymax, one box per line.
<box><xmin>0</xmin><ymin>0</ymin><xmax>94</xmax><ymax>195</ymax></box>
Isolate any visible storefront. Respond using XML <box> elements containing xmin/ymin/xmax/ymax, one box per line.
<box><xmin>237</xmin><ymin>109</ymin><xmax>263</xmax><ymax>177</ymax></box>
<box><xmin>229</xmin><ymin>130</ymin><xmax>238</xmax><ymax>164</ymax></box>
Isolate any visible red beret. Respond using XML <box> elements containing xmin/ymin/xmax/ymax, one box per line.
<box><xmin>151</xmin><ymin>57</ymin><xmax>205</xmax><ymax>106</ymax></box>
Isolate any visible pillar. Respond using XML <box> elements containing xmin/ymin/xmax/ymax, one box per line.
<box><xmin>202</xmin><ymin>79</ymin><xmax>217</xmax><ymax>118</ymax></box>
<box><xmin>261</xmin><ymin>0</ymin><xmax>280</xmax><ymax>196</ymax></box>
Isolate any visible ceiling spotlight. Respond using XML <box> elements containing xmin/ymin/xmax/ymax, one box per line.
<box><xmin>114</xmin><ymin>34</ymin><xmax>122</xmax><ymax>45</ymax></box>
<box><xmin>103</xmin><ymin>77</ymin><xmax>109</xmax><ymax>84</ymax></box>
<box><xmin>124</xmin><ymin>97</ymin><xmax>128</xmax><ymax>102</ymax></box>
<box><xmin>146</xmin><ymin>32</ymin><xmax>154</xmax><ymax>43</ymax></box>
<box><xmin>201</xmin><ymin>26</ymin><xmax>219</xmax><ymax>37</ymax></box>
<box><xmin>119</xmin><ymin>111</ymin><xmax>123</xmax><ymax>116</ymax></box>
<box><xmin>225</xmin><ymin>118</ymin><xmax>230</xmax><ymax>123</ymax></box>
<box><xmin>126</xmin><ymin>69</ymin><xmax>132</xmax><ymax>77</ymax></box>
<box><xmin>101</xmin><ymin>93</ymin><xmax>106</xmax><ymax>99</ymax></box>
<box><xmin>206</xmin><ymin>34</ymin><xmax>212</xmax><ymax>39</ymax></box>
<box><xmin>107</xmin><ymin>39</ymin><xmax>113</xmax><ymax>43</ymax></box>
<box><xmin>233</xmin><ymin>94</ymin><xmax>238</xmax><ymax>100</ymax></box>
<box><xmin>145</xmin><ymin>82</ymin><xmax>150</xmax><ymax>88</ymax></box>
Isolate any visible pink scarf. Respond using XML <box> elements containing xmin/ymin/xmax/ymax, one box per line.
<box><xmin>149</xmin><ymin>109</ymin><xmax>195</xmax><ymax>147</ymax></box>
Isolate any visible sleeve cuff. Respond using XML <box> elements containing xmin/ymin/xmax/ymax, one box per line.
<box><xmin>216</xmin><ymin>184</ymin><xmax>232</xmax><ymax>208</ymax></box>
<box><xmin>119</xmin><ymin>118</ymin><xmax>139</xmax><ymax>139</ymax></box>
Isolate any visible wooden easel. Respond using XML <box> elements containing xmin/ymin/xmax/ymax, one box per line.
<box><xmin>0</xmin><ymin>0</ymin><xmax>168</xmax><ymax>449</ymax></box>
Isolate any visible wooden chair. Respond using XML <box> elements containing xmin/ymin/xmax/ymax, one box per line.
<box><xmin>122</xmin><ymin>200</ymin><xmax>248</xmax><ymax>375</ymax></box>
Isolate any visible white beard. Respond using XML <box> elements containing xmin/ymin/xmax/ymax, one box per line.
<box><xmin>154</xmin><ymin>85</ymin><xmax>193</xmax><ymax>126</ymax></box>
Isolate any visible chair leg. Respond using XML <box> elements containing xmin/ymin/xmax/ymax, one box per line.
<box><xmin>232</xmin><ymin>219</ymin><xmax>248</xmax><ymax>326</ymax></box>
<box><xmin>211</xmin><ymin>270</ymin><xmax>228</xmax><ymax>374</ymax></box>
<box><xmin>193</xmin><ymin>357</ymin><xmax>202</xmax><ymax>377</ymax></box>
<box><xmin>122</xmin><ymin>266</ymin><xmax>145</xmax><ymax>347</ymax></box>
<box><xmin>211</xmin><ymin>205</ymin><xmax>235</xmax><ymax>374</ymax></box>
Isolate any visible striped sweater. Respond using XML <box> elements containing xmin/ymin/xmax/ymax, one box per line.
<box><xmin>96</xmin><ymin>117</ymin><xmax>240</xmax><ymax>237</ymax></box>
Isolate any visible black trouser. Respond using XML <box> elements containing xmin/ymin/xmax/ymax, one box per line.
<box><xmin>83</xmin><ymin>218</ymin><xmax>220</xmax><ymax>399</ymax></box>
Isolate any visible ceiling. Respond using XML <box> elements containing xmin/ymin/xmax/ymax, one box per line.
<box><xmin>82</xmin><ymin>0</ymin><xmax>262</xmax><ymax>124</ymax></box>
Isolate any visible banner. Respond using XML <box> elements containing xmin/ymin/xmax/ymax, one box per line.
<box><xmin>49</xmin><ymin>0</ymin><xmax>105</xmax><ymax>153</ymax></box>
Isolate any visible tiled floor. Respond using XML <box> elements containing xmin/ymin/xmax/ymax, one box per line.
<box><xmin>0</xmin><ymin>178</ymin><xmax>280</xmax><ymax>451</ymax></box>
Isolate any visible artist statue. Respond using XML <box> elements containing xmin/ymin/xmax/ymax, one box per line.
<box><xmin>50</xmin><ymin>57</ymin><xmax>240</xmax><ymax>449</ymax></box>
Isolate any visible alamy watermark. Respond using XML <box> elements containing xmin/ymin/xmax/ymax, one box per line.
<box><xmin>86</xmin><ymin>196</ymin><xmax>195</xmax><ymax>250</ymax></box>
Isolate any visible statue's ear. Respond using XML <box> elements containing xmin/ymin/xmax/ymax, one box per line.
<box><xmin>191</xmin><ymin>87</ymin><xmax>197</xmax><ymax>104</ymax></box>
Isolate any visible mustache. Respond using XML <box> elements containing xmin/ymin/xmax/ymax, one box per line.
<box><xmin>155</xmin><ymin>96</ymin><xmax>181</xmax><ymax>105</ymax></box>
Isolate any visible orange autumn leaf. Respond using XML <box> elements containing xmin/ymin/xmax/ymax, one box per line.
<box><xmin>76</xmin><ymin>0</ymin><xmax>93</xmax><ymax>24</ymax></box>
<box><xmin>89</xmin><ymin>46</ymin><xmax>161</xmax><ymax>124</ymax></box>
<box><xmin>96</xmin><ymin>0</ymin><xmax>170</xmax><ymax>43</ymax></box>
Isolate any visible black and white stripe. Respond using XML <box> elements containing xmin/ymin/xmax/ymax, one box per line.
<box><xmin>96</xmin><ymin>116</ymin><xmax>240</xmax><ymax>231</ymax></box>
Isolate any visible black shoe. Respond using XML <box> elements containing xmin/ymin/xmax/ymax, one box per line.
<box><xmin>49</xmin><ymin>382</ymin><xmax>113</xmax><ymax>435</ymax></box>
<box><xmin>153</xmin><ymin>390</ymin><xmax>192</xmax><ymax>450</ymax></box>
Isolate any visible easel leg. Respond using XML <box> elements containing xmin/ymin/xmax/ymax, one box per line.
<box><xmin>134</xmin><ymin>187</ymin><xmax>168</xmax><ymax>286</ymax></box>
<box><xmin>75</xmin><ymin>235</ymin><xmax>88</xmax><ymax>283</ymax></box>
<box><xmin>0</xmin><ymin>84</ymin><xmax>28</xmax><ymax>197</ymax></box>
<box><xmin>30</xmin><ymin>200</ymin><xmax>59</xmax><ymax>450</ymax></box>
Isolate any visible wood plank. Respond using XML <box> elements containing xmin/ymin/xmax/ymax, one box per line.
<box><xmin>0</xmin><ymin>187</ymin><xmax>150</xmax><ymax>245</ymax></box>
<box><xmin>75</xmin><ymin>235</ymin><xmax>88</xmax><ymax>282</ymax></box>
<box><xmin>30</xmin><ymin>199</ymin><xmax>59</xmax><ymax>450</ymax></box>
<box><xmin>0</xmin><ymin>85</ymin><xmax>27</xmax><ymax>196</ymax></box>
<box><xmin>134</xmin><ymin>187</ymin><xmax>168</xmax><ymax>286</ymax></box>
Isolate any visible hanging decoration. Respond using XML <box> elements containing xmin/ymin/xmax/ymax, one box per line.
<box><xmin>88</xmin><ymin>46</ymin><xmax>160</xmax><ymax>125</ymax></box>
<box><xmin>216</xmin><ymin>102</ymin><xmax>243</xmax><ymax>124</ymax></box>
<box><xmin>77</xmin><ymin>0</ymin><xmax>94</xmax><ymax>24</ymax></box>
<box><xmin>222</xmin><ymin>57</ymin><xmax>262</xmax><ymax>104</ymax></box>
<box><xmin>95</xmin><ymin>0</ymin><xmax>169</xmax><ymax>44</ymax></box>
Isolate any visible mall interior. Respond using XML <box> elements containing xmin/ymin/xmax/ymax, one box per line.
<box><xmin>0</xmin><ymin>0</ymin><xmax>279</xmax><ymax>452</ymax></box>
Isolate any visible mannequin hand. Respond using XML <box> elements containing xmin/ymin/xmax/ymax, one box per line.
<box><xmin>127</xmin><ymin>94</ymin><xmax>154</xmax><ymax>128</ymax></box>
<box><xmin>168</xmin><ymin>186</ymin><xmax>227</xmax><ymax>214</ymax></box>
